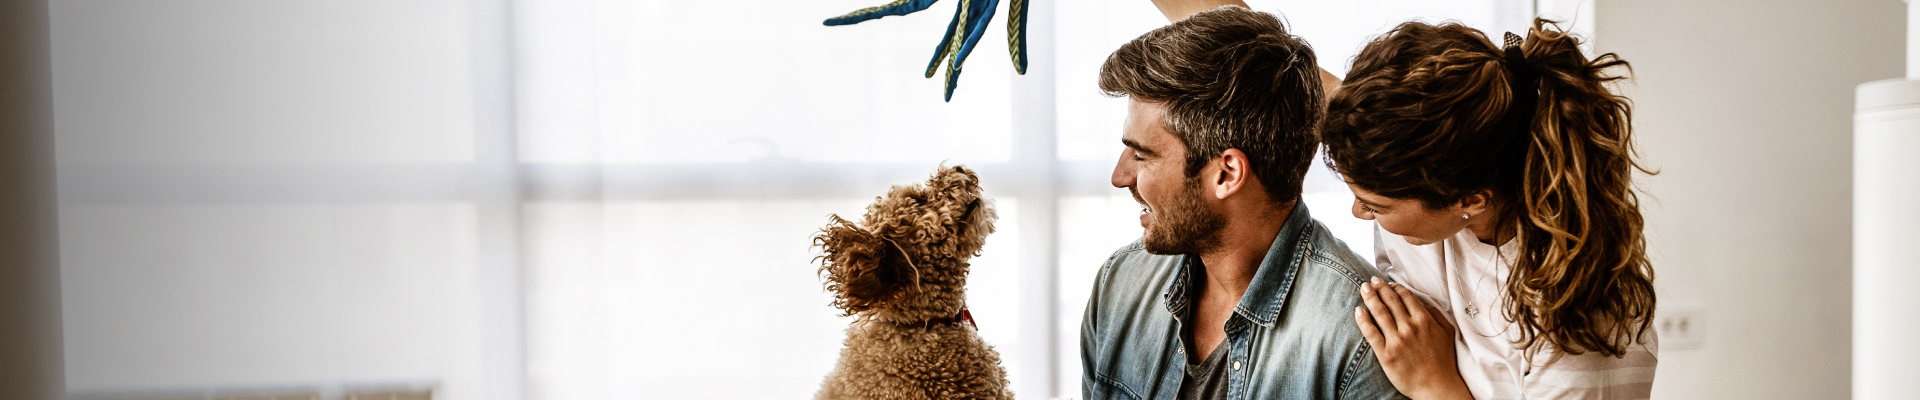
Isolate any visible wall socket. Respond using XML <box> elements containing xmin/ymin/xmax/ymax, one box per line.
<box><xmin>1655</xmin><ymin>304</ymin><xmax>1705</xmax><ymax>350</ymax></box>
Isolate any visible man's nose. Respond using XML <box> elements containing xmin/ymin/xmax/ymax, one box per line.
<box><xmin>1111</xmin><ymin>148</ymin><xmax>1136</xmax><ymax>188</ymax></box>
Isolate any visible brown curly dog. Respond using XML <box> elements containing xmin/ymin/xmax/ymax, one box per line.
<box><xmin>812</xmin><ymin>165</ymin><xmax>1013</xmax><ymax>400</ymax></box>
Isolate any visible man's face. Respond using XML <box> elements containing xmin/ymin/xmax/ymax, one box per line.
<box><xmin>1112</xmin><ymin>99</ymin><xmax>1223</xmax><ymax>255</ymax></box>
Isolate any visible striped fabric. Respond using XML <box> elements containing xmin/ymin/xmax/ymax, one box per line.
<box><xmin>1374</xmin><ymin>225</ymin><xmax>1659</xmax><ymax>400</ymax></box>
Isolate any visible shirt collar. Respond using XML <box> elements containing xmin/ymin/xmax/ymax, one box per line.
<box><xmin>1160</xmin><ymin>201</ymin><xmax>1315</xmax><ymax>328</ymax></box>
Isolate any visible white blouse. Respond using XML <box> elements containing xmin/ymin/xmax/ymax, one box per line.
<box><xmin>1372</xmin><ymin>225</ymin><xmax>1659</xmax><ymax>400</ymax></box>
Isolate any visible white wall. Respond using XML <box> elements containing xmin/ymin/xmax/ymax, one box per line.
<box><xmin>1596</xmin><ymin>0</ymin><xmax>1904</xmax><ymax>398</ymax></box>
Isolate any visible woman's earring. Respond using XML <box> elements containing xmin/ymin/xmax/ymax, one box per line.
<box><xmin>1463</xmin><ymin>213</ymin><xmax>1472</xmax><ymax>220</ymax></box>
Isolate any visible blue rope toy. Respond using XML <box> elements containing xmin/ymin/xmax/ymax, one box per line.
<box><xmin>823</xmin><ymin>0</ymin><xmax>1028</xmax><ymax>101</ymax></box>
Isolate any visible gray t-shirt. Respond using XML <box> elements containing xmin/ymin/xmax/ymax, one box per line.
<box><xmin>1177</xmin><ymin>338</ymin><xmax>1231</xmax><ymax>400</ymax></box>
<box><xmin>1178</xmin><ymin>279</ymin><xmax>1229</xmax><ymax>400</ymax></box>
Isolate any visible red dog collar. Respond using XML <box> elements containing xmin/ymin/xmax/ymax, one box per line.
<box><xmin>905</xmin><ymin>308</ymin><xmax>977</xmax><ymax>330</ymax></box>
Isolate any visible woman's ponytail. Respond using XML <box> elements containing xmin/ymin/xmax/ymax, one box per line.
<box><xmin>1503</xmin><ymin>19</ymin><xmax>1656</xmax><ymax>357</ymax></box>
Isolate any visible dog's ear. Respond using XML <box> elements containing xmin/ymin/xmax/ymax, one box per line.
<box><xmin>814</xmin><ymin>215</ymin><xmax>919</xmax><ymax>316</ymax></box>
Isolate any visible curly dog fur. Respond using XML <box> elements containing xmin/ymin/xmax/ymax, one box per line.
<box><xmin>813</xmin><ymin>165</ymin><xmax>1012</xmax><ymax>400</ymax></box>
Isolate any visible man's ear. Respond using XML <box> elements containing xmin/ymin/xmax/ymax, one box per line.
<box><xmin>1210</xmin><ymin>148</ymin><xmax>1254</xmax><ymax>200</ymax></box>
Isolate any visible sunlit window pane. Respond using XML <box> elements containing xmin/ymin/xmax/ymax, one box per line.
<box><xmin>516</xmin><ymin>0</ymin><xmax>1015</xmax><ymax>165</ymax></box>
<box><xmin>51</xmin><ymin>0</ymin><xmax>477</xmax><ymax>165</ymax></box>
<box><xmin>60</xmin><ymin>203</ymin><xmax>483</xmax><ymax>393</ymax></box>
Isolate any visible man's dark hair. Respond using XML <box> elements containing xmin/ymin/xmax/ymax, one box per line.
<box><xmin>1098</xmin><ymin>6</ymin><xmax>1324</xmax><ymax>204</ymax></box>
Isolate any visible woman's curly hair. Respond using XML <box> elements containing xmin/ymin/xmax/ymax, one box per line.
<box><xmin>1323</xmin><ymin>19</ymin><xmax>1656</xmax><ymax>357</ymax></box>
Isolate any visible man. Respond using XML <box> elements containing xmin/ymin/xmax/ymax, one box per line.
<box><xmin>1079</xmin><ymin>5</ymin><xmax>1406</xmax><ymax>400</ymax></box>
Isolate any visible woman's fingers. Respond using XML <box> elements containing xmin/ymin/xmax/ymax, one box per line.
<box><xmin>1359</xmin><ymin>280</ymin><xmax>1399</xmax><ymax>340</ymax></box>
<box><xmin>1391</xmin><ymin>284</ymin><xmax>1431</xmax><ymax>323</ymax></box>
<box><xmin>1372</xmin><ymin>278</ymin><xmax>1412</xmax><ymax>332</ymax></box>
<box><xmin>1354</xmin><ymin>306</ymin><xmax>1386</xmax><ymax>350</ymax></box>
<box><xmin>1388</xmin><ymin>283</ymin><xmax>1457</xmax><ymax>337</ymax></box>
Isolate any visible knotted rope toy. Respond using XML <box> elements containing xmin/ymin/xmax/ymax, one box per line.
<box><xmin>822</xmin><ymin>0</ymin><xmax>1028</xmax><ymax>101</ymax></box>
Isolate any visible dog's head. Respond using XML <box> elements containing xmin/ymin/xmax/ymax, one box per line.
<box><xmin>814</xmin><ymin>165</ymin><xmax>996</xmax><ymax>321</ymax></box>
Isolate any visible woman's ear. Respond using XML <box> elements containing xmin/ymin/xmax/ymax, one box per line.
<box><xmin>814</xmin><ymin>215</ymin><xmax>915</xmax><ymax>316</ymax></box>
<box><xmin>1457</xmin><ymin>190</ymin><xmax>1495</xmax><ymax>216</ymax></box>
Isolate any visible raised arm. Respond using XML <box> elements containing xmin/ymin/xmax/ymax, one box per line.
<box><xmin>1146</xmin><ymin>0</ymin><xmax>1343</xmax><ymax>96</ymax></box>
<box><xmin>1148</xmin><ymin>0</ymin><xmax>1248</xmax><ymax>22</ymax></box>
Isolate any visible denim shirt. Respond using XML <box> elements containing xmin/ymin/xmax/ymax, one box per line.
<box><xmin>1080</xmin><ymin>203</ymin><xmax>1407</xmax><ymax>400</ymax></box>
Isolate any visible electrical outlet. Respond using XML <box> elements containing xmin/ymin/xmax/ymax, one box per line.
<box><xmin>1655</xmin><ymin>304</ymin><xmax>1704</xmax><ymax>350</ymax></box>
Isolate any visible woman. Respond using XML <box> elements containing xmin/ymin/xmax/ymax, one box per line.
<box><xmin>1323</xmin><ymin>19</ymin><xmax>1659</xmax><ymax>400</ymax></box>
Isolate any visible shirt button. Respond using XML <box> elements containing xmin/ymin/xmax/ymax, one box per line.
<box><xmin>1232</xmin><ymin>361</ymin><xmax>1242</xmax><ymax>371</ymax></box>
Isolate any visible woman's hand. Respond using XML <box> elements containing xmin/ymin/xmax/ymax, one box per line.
<box><xmin>1355</xmin><ymin>277</ymin><xmax>1474</xmax><ymax>400</ymax></box>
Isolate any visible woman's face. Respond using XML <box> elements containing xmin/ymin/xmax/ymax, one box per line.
<box><xmin>1346</xmin><ymin>182</ymin><xmax>1478</xmax><ymax>246</ymax></box>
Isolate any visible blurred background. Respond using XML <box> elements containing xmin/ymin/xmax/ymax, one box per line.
<box><xmin>0</xmin><ymin>0</ymin><xmax>1904</xmax><ymax>399</ymax></box>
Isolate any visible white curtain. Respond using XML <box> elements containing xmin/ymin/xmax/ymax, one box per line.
<box><xmin>51</xmin><ymin>0</ymin><xmax>1518</xmax><ymax>399</ymax></box>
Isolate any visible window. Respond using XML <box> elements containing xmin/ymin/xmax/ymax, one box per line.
<box><xmin>53</xmin><ymin>0</ymin><xmax>1539</xmax><ymax>398</ymax></box>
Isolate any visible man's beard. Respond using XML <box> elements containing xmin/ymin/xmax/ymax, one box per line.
<box><xmin>1142</xmin><ymin>176</ymin><xmax>1225</xmax><ymax>255</ymax></box>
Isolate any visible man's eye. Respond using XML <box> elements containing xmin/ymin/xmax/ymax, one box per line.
<box><xmin>1132</xmin><ymin>153</ymin><xmax>1145</xmax><ymax>161</ymax></box>
<box><xmin>1359</xmin><ymin>203</ymin><xmax>1380</xmax><ymax>213</ymax></box>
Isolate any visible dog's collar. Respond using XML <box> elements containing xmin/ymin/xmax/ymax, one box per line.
<box><xmin>901</xmin><ymin>308</ymin><xmax>976</xmax><ymax>330</ymax></box>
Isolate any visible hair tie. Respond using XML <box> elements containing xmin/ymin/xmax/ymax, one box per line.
<box><xmin>1498</xmin><ymin>32</ymin><xmax>1539</xmax><ymax>143</ymax></box>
